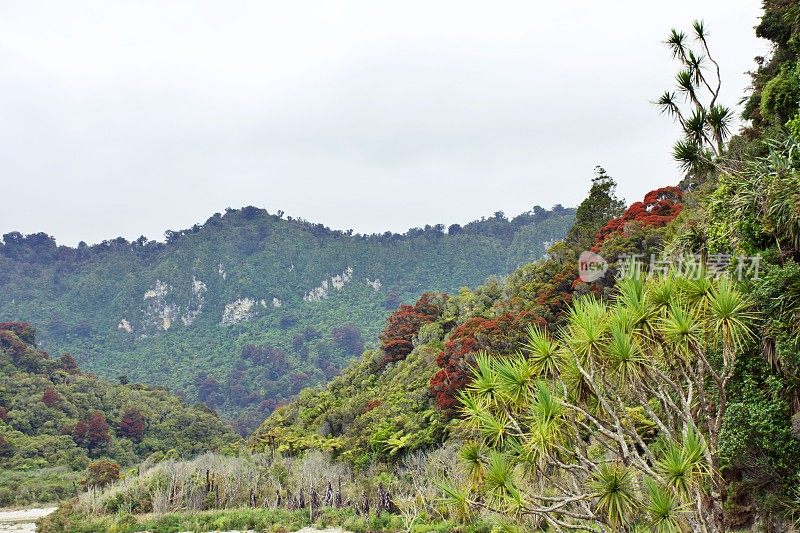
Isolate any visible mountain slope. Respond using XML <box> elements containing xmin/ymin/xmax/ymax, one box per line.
<box><xmin>253</xmin><ymin>8</ymin><xmax>800</xmax><ymax>520</ymax></box>
<box><xmin>0</xmin><ymin>205</ymin><xmax>573</xmax><ymax>432</ymax></box>
<box><xmin>251</xmin><ymin>173</ymin><xmax>637</xmax><ymax>465</ymax></box>
<box><xmin>0</xmin><ymin>322</ymin><xmax>235</xmax><ymax>507</ymax></box>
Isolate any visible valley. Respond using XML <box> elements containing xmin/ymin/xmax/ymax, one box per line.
<box><xmin>0</xmin><ymin>207</ymin><xmax>573</xmax><ymax>433</ymax></box>
<box><xmin>3</xmin><ymin>2</ymin><xmax>800</xmax><ymax>532</ymax></box>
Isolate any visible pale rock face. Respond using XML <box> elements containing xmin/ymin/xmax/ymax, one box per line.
<box><xmin>303</xmin><ymin>285</ymin><xmax>328</xmax><ymax>302</ymax></box>
<box><xmin>221</xmin><ymin>298</ymin><xmax>256</xmax><ymax>325</ymax></box>
<box><xmin>118</xmin><ymin>319</ymin><xmax>133</xmax><ymax>333</ymax></box>
<box><xmin>181</xmin><ymin>276</ymin><xmax>207</xmax><ymax>326</ymax></box>
<box><xmin>366</xmin><ymin>278</ymin><xmax>382</xmax><ymax>291</ymax></box>
<box><xmin>192</xmin><ymin>276</ymin><xmax>207</xmax><ymax>295</ymax></box>
<box><xmin>272</xmin><ymin>297</ymin><xmax>282</xmax><ymax>308</ymax></box>
<box><xmin>143</xmin><ymin>279</ymin><xmax>170</xmax><ymax>300</ymax></box>
<box><xmin>141</xmin><ymin>280</ymin><xmax>177</xmax><ymax>334</ymax></box>
<box><xmin>332</xmin><ymin>267</ymin><xmax>353</xmax><ymax>290</ymax></box>
<box><xmin>303</xmin><ymin>267</ymin><xmax>354</xmax><ymax>302</ymax></box>
<box><xmin>161</xmin><ymin>304</ymin><xmax>178</xmax><ymax>330</ymax></box>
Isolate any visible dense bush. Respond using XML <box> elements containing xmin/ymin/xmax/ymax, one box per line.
<box><xmin>0</xmin><ymin>206</ymin><xmax>574</xmax><ymax>432</ymax></box>
<box><xmin>0</xmin><ymin>323</ymin><xmax>236</xmax><ymax>507</ymax></box>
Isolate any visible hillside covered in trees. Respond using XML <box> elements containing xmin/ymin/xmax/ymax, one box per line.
<box><xmin>0</xmin><ymin>322</ymin><xmax>236</xmax><ymax>507</ymax></box>
<box><xmin>251</xmin><ymin>167</ymin><xmax>665</xmax><ymax>467</ymax></box>
<box><xmin>246</xmin><ymin>6</ymin><xmax>800</xmax><ymax>530</ymax></box>
<box><xmin>25</xmin><ymin>3</ymin><xmax>800</xmax><ymax>532</ymax></box>
<box><xmin>0</xmin><ymin>206</ymin><xmax>574</xmax><ymax>433</ymax></box>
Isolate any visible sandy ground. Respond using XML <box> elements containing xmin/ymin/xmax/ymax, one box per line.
<box><xmin>294</xmin><ymin>530</ymin><xmax>348</xmax><ymax>533</ymax></box>
<box><xmin>0</xmin><ymin>508</ymin><xmax>57</xmax><ymax>533</ymax></box>
<box><xmin>173</xmin><ymin>529</ymin><xmax>349</xmax><ymax>533</ymax></box>
<box><xmin>170</xmin><ymin>527</ymin><xmax>350</xmax><ymax>532</ymax></box>
<box><xmin>0</xmin><ymin>508</ymin><xmax>348</xmax><ymax>533</ymax></box>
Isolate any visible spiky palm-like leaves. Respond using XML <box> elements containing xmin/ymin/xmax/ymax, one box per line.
<box><xmin>672</xmin><ymin>139</ymin><xmax>714</xmax><ymax>174</ymax></box>
<box><xmin>525</xmin><ymin>381</ymin><xmax>565</xmax><ymax>458</ymax></box>
<box><xmin>494</xmin><ymin>355</ymin><xmax>536</xmax><ymax>411</ymax></box>
<box><xmin>459</xmin><ymin>441</ymin><xmax>485</xmax><ymax>488</ymax></box>
<box><xmin>658</xmin><ymin>20</ymin><xmax>730</xmax><ymax>180</ymax></box>
<box><xmin>603</xmin><ymin>322</ymin><xmax>648</xmax><ymax>383</ymax></box>
<box><xmin>521</xmin><ymin>325</ymin><xmax>562</xmax><ymax>379</ymax></box>
<box><xmin>725</xmin><ymin>136</ymin><xmax>800</xmax><ymax>255</ymax></box>
<box><xmin>707</xmin><ymin>277</ymin><xmax>755</xmax><ymax>355</ymax></box>
<box><xmin>706</xmin><ymin>104</ymin><xmax>732</xmax><ymax>147</ymax></box>
<box><xmin>470</xmin><ymin>352</ymin><xmax>501</xmax><ymax>405</ymax></box>
<box><xmin>590</xmin><ymin>463</ymin><xmax>639</xmax><ymax>529</ymax></box>
<box><xmin>661</xmin><ymin>304</ymin><xmax>702</xmax><ymax>361</ymax></box>
<box><xmin>451</xmin><ymin>273</ymin><xmax>757</xmax><ymax>531</ymax></box>
<box><xmin>657</xmin><ymin>444</ymin><xmax>695</xmax><ymax>497</ymax></box>
<box><xmin>564</xmin><ymin>297</ymin><xmax>608</xmax><ymax>364</ymax></box>
<box><xmin>656</xmin><ymin>429</ymin><xmax>708</xmax><ymax>502</ymax></box>
<box><xmin>437</xmin><ymin>480</ymin><xmax>473</xmax><ymax>521</ymax></box>
<box><xmin>645</xmin><ymin>479</ymin><xmax>686</xmax><ymax>533</ymax></box>
<box><xmin>483</xmin><ymin>450</ymin><xmax>523</xmax><ymax>511</ymax></box>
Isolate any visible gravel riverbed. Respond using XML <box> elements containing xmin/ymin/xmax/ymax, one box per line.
<box><xmin>0</xmin><ymin>508</ymin><xmax>57</xmax><ymax>533</ymax></box>
<box><xmin>0</xmin><ymin>509</ymin><xmax>349</xmax><ymax>533</ymax></box>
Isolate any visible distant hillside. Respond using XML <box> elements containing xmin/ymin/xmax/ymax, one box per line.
<box><xmin>250</xmin><ymin>173</ymin><xmax>631</xmax><ymax>466</ymax></box>
<box><xmin>0</xmin><ymin>205</ymin><xmax>574</xmax><ymax>433</ymax></box>
<box><xmin>0</xmin><ymin>322</ymin><xmax>235</xmax><ymax>507</ymax></box>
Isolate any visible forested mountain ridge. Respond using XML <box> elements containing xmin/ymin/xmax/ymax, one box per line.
<box><xmin>252</xmin><ymin>6</ymin><xmax>800</xmax><ymax>528</ymax></box>
<box><xmin>0</xmin><ymin>204</ymin><xmax>574</xmax><ymax>433</ymax></box>
<box><xmin>0</xmin><ymin>322</ymin><xmax>236</xmax><ymax>507</ymax></box>
<box><xmin>36</xmin><ymin>5</ymin><xmax>800</xmax><ymax>531</ymax></box>
<box><xmin>251</xmin><ymin>168</ymin><xmax>660</xmax><ymax>467</ymax></box>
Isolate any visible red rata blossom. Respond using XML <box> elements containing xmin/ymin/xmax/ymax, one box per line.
<box><xmin>593</xmin><ymin>186</ymin><xmax>684</xmax><ymax>250</ymax></box>
<box><xmin>429</xmin><ymin>311</ymin><xmax>545</xmax><ymax>412</ymax></box>
<box><xmin>362</xmin><ymin>399</ymin><xmax>382</xmax><ymax>414</ymax></box>
<box><xmin>379</xmin><ymin>292</ymin><xmax>446</xmax><ymax>367</ymax></box>
<box><xmin>72</xmin><ymin>421</ymin><xmax>89</xmax><ymax>444</ymax></box>
<box><xmin>0</xmin><ymin>330</ymin><xmax>31</xmax><ymax>358</ymax></box>
<box><xmin>59</xmin><ymin>353</ymin><xmax>80</xmax><ymax>374</ymax></box>
<box><xmin>0</xmin><ymin>322</ymin><xmax>36</xmax><ymax>345</ymax></box>
<box><xmin>118</xmin><ymin>408</ymin><xmax>146</xmax><ymax>441</ymax></box>
<box><xmin>42</xmin><ymin>387</ymin><xmax>61</xmax><ymax>407</ymax></box>
<box><xmin>73</xmin><ymin>411</ymin><xmax>111</xmax><ymax>451</ymax></box>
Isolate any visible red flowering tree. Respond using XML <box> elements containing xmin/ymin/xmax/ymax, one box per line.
<box><xmin>429</xmin><ymin>311</ymin><xmax>545</xmax><ymax>412</ymax></box>
<box><xmin>73</xmin><ymin>411</ymin><xmax>111</xmax><ymax>453</ymax></box>
<box><xmin>241</xmin><ymin>344</ymin><xmax>288</xmax><ymax>371</ymax></box>
<box><xmin>72</xmin><ymin>420</ymin><xmax>89</xmax><ymax>445</ymax></box>
<box><xmin>0</xmin><ymin>322</ymin><xmax>36</xmax><ymax>345</ymax></box>
<box><xmin>118</xmin><ymin>407</ymin><xmax>146</xmax><ymax>441</ymax></box>
<box><xmin>195</xmin><ymin>374</ymin><xmax>221</xmax><ymax>406</ymax></box>
<box><xmin>593</xmin><ymin>186</ymin><xmax>684</xmax><ymax>249</ymax></box>
<box><xmin>58</xmin><ymin>353</ymin><xmax>80</xmax><ymax>374</ymax></box>
<box><xmin>331</xmin><ymin>325</ymin><xmax>365</xmax><ymax>356</ymax></box>
<box><xmin>0</xmin><ymin>329</ymin><xmax>31</xmax><ymax>358</ymax></box>
<box><xmin>289</xmin><ymin>371</ymin><xmax>309</xmax><ymax>394</ymax></box>
<box><xmin>380</xmin><ymin>292</ymin><xmax>447</xmax><ymax>367</ymax></box>
<box><xmin>0</xmin><ymin>323</ymin><xmax>48</xmax><ymax>373</ymax></box>
<box><xmin>41</xmin><ymin>387</ymin><xmax>61</xmax><ymax>407</ymax></box>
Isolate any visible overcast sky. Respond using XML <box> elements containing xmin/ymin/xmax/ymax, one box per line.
<box><xmin>0</xmin><ymin>1</ymin><xmax>768</xmax><ymax>246</ymax></box>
